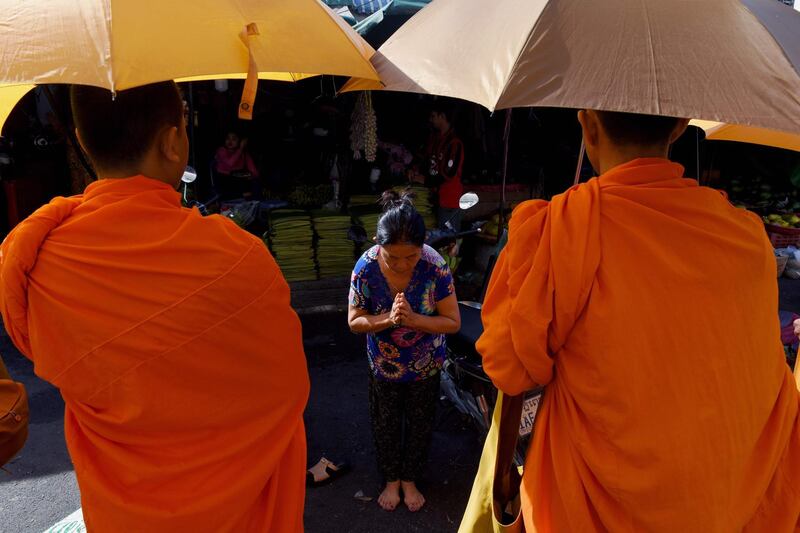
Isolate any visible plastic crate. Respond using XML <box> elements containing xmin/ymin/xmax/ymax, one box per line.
<box><xmin>765</xmin><ymin>223</ymin><xmax>800</xmax><ymax>248</ymax></box>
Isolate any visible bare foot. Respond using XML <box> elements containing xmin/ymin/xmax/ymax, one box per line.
<box><xmin>378</xmin><ymin>481</ymin><xmax>401</xmax><ymax>511</ymax></box>
<box><xmin>401</xmin><ymin>480</ymin><xmax>426</xmax><ymax>512</ymax></box>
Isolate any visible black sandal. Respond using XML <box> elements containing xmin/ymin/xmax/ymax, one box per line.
<box><xmin>306</xmin><ymin>457</ymin><xmax>351</xmax><ymax>487</ymax></box>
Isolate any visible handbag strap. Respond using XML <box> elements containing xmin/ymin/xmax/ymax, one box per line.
<box><xmin>492</xmin><ymin>392</ymin><xmax>525</xmax><ymax>520</ymax></box>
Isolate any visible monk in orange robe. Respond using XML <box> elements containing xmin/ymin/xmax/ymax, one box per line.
<box><xmin>0</xmin><ymin>83</ymin><xmax>309</xmax><ymax>532</ymax></box>
<box><xmin>477</xmin><ymin>110</ymin><xmax>800</xmax><ymax>531</ymax></box>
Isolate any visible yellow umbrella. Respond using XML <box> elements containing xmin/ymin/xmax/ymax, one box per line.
<box><xmin>0</xmin><ymin>84</ymin><xmax>34</xmax><ymax>131</ymax></box>
<box><xmin>690</xmin><ymin>120</ymin><xmax>800</xmax><ymax>153</ymax></box>
<box><xmin>0</xmin><ymin>0</ymin><xmax>379</xmax><ymax>126</ymax></box>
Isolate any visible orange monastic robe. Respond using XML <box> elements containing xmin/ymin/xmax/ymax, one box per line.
<box><xmin>0</xmin><ymin>176</ymin><xmax>309</xmax><ymax>532</ymax></box>
<box><xmin>478</xmin><ymin>159</ymin><xmax>800</xmax><ymax>531</ymax></box>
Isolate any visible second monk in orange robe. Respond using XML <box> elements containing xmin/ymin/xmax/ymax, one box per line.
<box><xmin>478</xmin><ymin>111</ymin><xmax>800</xmax><ymax>531</ymax></box>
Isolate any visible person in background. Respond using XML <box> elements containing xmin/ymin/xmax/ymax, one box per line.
<box><xmin>409</xmin><ymin>103</ymin><xmax>465</xmax><ymax>230</ymax></box>
<box><xmin>477</xmin><ymin>109</ymin><xmax>800</xmax><ymax>531</ymax></box>
<box><xmin>214</xmin><ymin>130</ymin><xmax>261</xmax><ymax>199</ymax></box>
<box><xmin>348</xmin><ymin>190</ymin><xmax>460</xmax><ymax>513</ymax></box>
<box><xmin>0</xmin><ymin>82</ymin><xmax>309</xmax><ymax>532</ymax></box>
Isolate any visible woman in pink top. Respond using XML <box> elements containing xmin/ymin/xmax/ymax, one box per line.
<box><xmin>214</xmin><ymin>131</ymin><xmax>261</xmax><ymax>199</ymax></box>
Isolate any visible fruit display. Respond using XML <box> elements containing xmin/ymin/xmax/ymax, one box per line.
<box><xmin>287</xmin><ymin>184</ymin><xmax>334</xmax><ymax>209</ymax></box>
<box><xmin>265</xmin><ymin>210</ymin><xmax>318</xmax><ymax>282</ymax></box>
<box><xmin>483</xmin><ymin>215</ymin><xmax>501</xmax><ymax>238</ymax></box>
<box><xmin>350</xmin><ymin>92</ymin><xmax>377</xmax><ymax>163</ymax></box>
<box><xmin>762</xmin><ymin>213</ymin><xmax>800</xmax><ymax>229</ymax></box>
<box><xmin>482</xmin><ymin>211</ymin><xmax>512</xmax><ymax>238</ymax></box>
<box><xmin>728</xmin><ymin>176</ymin><xmax>800</xmax><ymax>212</ymax></box>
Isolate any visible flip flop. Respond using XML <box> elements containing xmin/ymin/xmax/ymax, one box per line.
<box><xmin>306</xmin><ymin>457</ymin><xmax>351</xmax><ymax>488</ymax></box>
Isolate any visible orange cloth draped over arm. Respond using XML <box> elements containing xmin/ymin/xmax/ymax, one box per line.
<box><xmin>477</xmin><ymin>159</ymin><xmax>800</xmax><ymax>532</ymax></box>
<box><xmin>0</xmin><ymin>176</ymin><xmax>309</xmax><ymax>532</ymax></box>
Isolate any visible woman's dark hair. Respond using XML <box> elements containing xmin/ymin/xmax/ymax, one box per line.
<box><xmin>376</xmin><ymin>189</ymin><xmax>426</xmax><ymax>247</ymax></box>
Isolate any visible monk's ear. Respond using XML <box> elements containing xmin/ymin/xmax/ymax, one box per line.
<box><xmin>159</xmin><ymin>126</ymin><xmax>182</xmax><ymax>164</ymax></box>
<box><xmin>577</xmin><ymin>110</ymin><xmax>600</xmax><ymax>149</ymax></box>
<box><xmin>74</xmin><ymin>128</ymin><xmax>89</xmax><ymax>156</ymax></box>
<box><xmin>669</xmin><ymin>118</ymin><xmax>691</xmax><ymax>144</ymax></box>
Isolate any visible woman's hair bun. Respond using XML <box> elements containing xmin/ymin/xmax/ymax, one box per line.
<box><xmin>380</xmin><ymin>188</ymin><xmax>416</xmax><ymax>212</ymax></box>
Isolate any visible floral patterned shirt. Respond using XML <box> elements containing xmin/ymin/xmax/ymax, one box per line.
<box><xmin>349</xmin><ymin>245</ymin><xmax>455</xmax><ymax>382</ymax></box>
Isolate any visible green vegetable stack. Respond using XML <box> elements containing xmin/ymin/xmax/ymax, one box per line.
<box><xmin>313</xmin><ymin>211</ymin><xmax>356</xmax><ymax>278</ymax></box>
<box><xmin>288</xmin><ymin>184</ymin><xmax>334</xmax><ymax>210</ymax></box>
<box><xmin>349</xmin><ymin>195</ymin><xmax>382</xmax><ymax>256</ymax></box>
<box><xmin>348</xmin><ymin>194</ymin><xmax>380</xmax><ymax>208</ymax></box>
<box><xmin>355</xmin><ymin>212</ymin><xmax>382</xmax><ymax>256</ymax></box>
<box><xmin>265</xmin><ymin>210</ymin><xmax>318</xmax><ymax>282</ymax></box>
<box><xmin>396</xmin><ymin>185</ymin><xmax>437</xmax><ymax>230</ymax></box>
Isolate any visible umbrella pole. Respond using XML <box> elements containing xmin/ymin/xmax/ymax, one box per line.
<box><xmin>573</xmin><ymin>139</ymin><xmax>586</xmax><ymax>186</ymax></box>
<box><xmin>498</xmin><ymin>109</ymin><xmax>512</xmax><ymax>243</ymax></box>
<box><xmin>42</xmin><ymin>86</ymin><xmax>97</xmax><ymax>182</ymax></box>
<box><xmin>188</xmin><ymin>82</ymin><xmax>196</xmax><ymax>170</ymax></box>
<box><xmin>695</xmin><ymin>127</ymin><xmax>700</xmax><ymax>183</ymax></box>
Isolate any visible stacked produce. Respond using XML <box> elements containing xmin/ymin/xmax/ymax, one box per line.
<box><xmin>355</xmin><ymin>212</ymin><xmax>381</xmax><ymax>256</ymax></box>
<box><xmin>398</xmin><ymin>185</ymin><xmax>436</xmax><ymax>229</ymax></box>
<box><xmin>349</xmin><ymin>194</ymin><xmax>381</xmax><ymax>256</ymax></box>
<box><xmin>313</xmin><ymin>211</ymin><xmax>356</xmax><ymax>278</ymax></box>
<box><xmin>288</xmin><ymin>184</ymin><xmax>334</xmax><ymax>210</ymax></box>
<box><xmin>348</xmin><ymin>194</ymin><xmax>380</xmax><ymax>208</ymax></box>
<box><xmin>265</xmin><ymin>210</ymin><xmax>317</xmax><ymax>282</ymax></box>
<box><xmin>350</xmin><ymin>92</ymin><xmax>377</xmax><ymax>163</ymax></box>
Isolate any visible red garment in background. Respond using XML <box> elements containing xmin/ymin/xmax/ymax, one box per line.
<box><xmin>425</xmin><ymin>129</ymin><xmax>464</xmax><ymax>209</ymax></box>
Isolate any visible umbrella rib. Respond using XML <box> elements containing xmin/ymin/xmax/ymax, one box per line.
<box><xmin>105</xmin><ymin>0</ymin><xmax>115</xmax><ymax>93</ymax></box>
<box><xmin>640</xmin><ymin>0</ymin><xmax>660</xmax><ymax>114</ymax></box>
<box><xmin>495</xmin><ymin>4</ymin><xmax>548</xmax><ymax>111</ymax></box>
<box><xmin>311</xmin><ymin>0</ymin><xmax>379</xmax><ymax>80</ymax></box>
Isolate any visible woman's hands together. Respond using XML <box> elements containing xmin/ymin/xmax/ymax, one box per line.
<box><xmin>390</xmin><ymin>292</ymin><xmax>419</xmax><ymax>328</ymax></box>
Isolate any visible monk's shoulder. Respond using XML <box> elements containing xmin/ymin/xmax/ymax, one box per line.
<box><xmin>188</xmin><ymin>212</ymin><xmax>279</xmax><ymax>270</ymax></box>
<box><xmin>508</xmin><ymin>199</ymin><xmax>549</xmax><ymax>235</ymax></box>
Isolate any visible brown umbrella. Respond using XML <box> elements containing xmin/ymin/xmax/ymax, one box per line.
<box><xmin>344</xmin><ymin>0</ymin><xmax>800</xmax><ymax>134</ymax></box>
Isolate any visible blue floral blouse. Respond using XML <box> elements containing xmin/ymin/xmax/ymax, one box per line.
<box><xmin>349</xmin><ymin>245</ymin><xmax>455</xmax><ymax>382</ymax></box>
